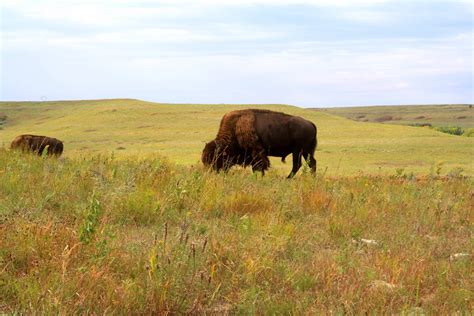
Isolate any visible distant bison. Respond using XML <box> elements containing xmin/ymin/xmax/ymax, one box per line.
<box><xmin>11</xmin><ymin>134</ymin><xmax>64</xmax><ymax>157</ymax></box>
<box><xmin>202</xmin><ymin>109</ymin><xmax>317</xmax><ymax>178</ymax></box>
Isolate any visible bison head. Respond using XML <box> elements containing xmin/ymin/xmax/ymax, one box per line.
<box><xmin>201</xmin><ymin>141</ymin><xmax>235</xmax><ymax>171</ymax></box>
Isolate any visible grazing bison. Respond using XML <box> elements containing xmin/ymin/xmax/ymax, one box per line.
<box><xmin>11</xmin><ymin>134</ymin><xmax>64</xmax><ymax>157</ymax></box>
<box><xmin>202</xmin><ymin>109</ymin><xmax>317</xmax><ymax>178</ymax></box>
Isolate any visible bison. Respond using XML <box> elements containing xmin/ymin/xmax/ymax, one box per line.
<box><xmin>202</xmin><ymin>109</ymin><xmax>317</xmax><ymax>178</ymax></box>
<box><xmin>11</xmin><ymin>134</ymin><xmax>64</xmax><ymax>157</ymax></box>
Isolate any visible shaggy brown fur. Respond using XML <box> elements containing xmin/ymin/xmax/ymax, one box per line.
<box><xmin>11</xmin><ymin>134</ymin><xmax>64</xmax><ymax>157</ymax></box>
<box><xmin>202</xmin><ymin>109</ymin><xmax>317</xmax><ymax>178</ymax></box>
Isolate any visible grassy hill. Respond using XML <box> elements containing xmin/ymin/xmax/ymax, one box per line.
<box><xmin>1</xmin><ymin>99</ymin><xmax>472</xmax><ymax>314</ymax></box>
<box><xmin>1</xmin><ymin>99</ymin><xmax>473</xmax><ymax>176</ymax></box>
<box><xmin>315</xmin><ymin>104</ymin><xmax>473</xmax><ymax>128</ymax></box>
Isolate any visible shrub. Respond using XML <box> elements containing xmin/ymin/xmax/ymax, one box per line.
<box><xmin>463</xmin><ymin>128</ymin><xmax>474</xmax><ymax>137</ymax></box>
<box><xmin>79</xmin><ymin>194</ymin><xmax>102</xmax><ymax>244</ymax></box>
<box><xmin>431</xmin><ymin>126</ymin><xmax>464</xmax><ymax>136</ymax></box>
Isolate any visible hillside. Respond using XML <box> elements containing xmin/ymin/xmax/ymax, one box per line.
<box><xmin>314</xmin><ymin>104</ymin><xmax>473</xmax><ymax>128</ymax></box>
<box><xmin>1</xmin><ymin>99</ymin><xmax>473</xmax><ymax>175</ymax></box>
<box><xmin>1</xmin><ymin>101</ymin><xmax>472</xmax><ymax>314</ymax></box>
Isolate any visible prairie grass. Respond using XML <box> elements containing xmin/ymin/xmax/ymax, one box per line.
<box><xmin>1</xmin><ymin>99</ymin><xmax>473</xmax><ymax>176</ymax></box>
<box><xmin>1</xmin><ymin>150</ymin><xmax>472</xmax><ymax>314</ymax></box>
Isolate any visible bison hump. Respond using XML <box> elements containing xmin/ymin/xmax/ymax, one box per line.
<box><xmin>235</xmin><ymin>113</ymin><xmax>260</xmax><ymax>149</ymax></box>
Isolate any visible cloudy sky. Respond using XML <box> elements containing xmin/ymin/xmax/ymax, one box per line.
<box><xmin>1</xmin><ymin>0</ymin><xmax>472</xmax><ymax>107</ymax></box>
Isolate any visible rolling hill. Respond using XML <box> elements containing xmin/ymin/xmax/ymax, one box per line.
<box><xmin>315</xmin><ymin>104</ymin><xmax>473</xmax><ymax>128</ymax></box>
<box><xmin>1</xmin><ymin>99</ymin><xmax>472</xmax><ymax>175</ymax></box>
<box><xmin>1</xmin><ymin>99</ymin><xmax>472</xmax><ymax>314</ymax></box>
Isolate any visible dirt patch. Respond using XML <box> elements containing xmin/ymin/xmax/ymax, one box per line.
<box><xmin>84</xmin><ymin>129</ymin><xmax>97</xmax><ymax>132</ymax></box>
<box><xmin>116</xmin><ymin>146</ymin><xmax>126</xmax><ymax>150</ymax></box>
<box><xmin>374</xmin><ymin>115</ymin><xmax>393</xmax><ymax>122</ymax></box>
<box><xmin>415</xmin><ymin>115</ymin><xmax>425</xmax><ymax>119</ymax></box>
<box><xmin>457</xmin><ymin>116</ymin><xmax>467</xmax><ymax>119</ymax></box>
<box><xmin>356</xmin><ymin>115</ymin><xmax>366</xmax><ymax>119</ymax></box>
<box><xmin>137</xmin><ymin>125</ymin><xmax>152</xmax><ymax>129</ymax></box>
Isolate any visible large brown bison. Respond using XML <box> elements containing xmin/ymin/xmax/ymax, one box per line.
<box><xmin>11</xmin><ymin>134</ymin><xmax>64</xmax><ymax>157</ymax></box>
<box><xmin>202</xmin><ymin>109</ymin><xmax>317</xmax><ymax>178</ymax></box>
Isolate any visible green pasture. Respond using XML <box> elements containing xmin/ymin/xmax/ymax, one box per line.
<box><xmin>0</xmin><ymin>99</ymin><xmax>472</xmax><ymax>175</ymax></box>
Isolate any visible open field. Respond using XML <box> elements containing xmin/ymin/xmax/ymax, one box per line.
<box><xmin>0</xmin><ymin>151</ymin><xmax>472</xmax><ymax>314</ymax></box>
<box><xmin>0</xmin><ymin>100</ymin><xmax>472</xmax><ymax>313</ymax></box>
<box><xmin>315</xmin><ymin>104</ymin><xmax>474</xmax><ymax>129</ymax></box>
<box><xmin>0</xmin><ymin>99</ymin><xmax>473</xmax><ymax>176</ymax></box>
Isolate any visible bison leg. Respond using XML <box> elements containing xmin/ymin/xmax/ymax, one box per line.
<box><xmin>252</xmin><ymin>165</ymin><xmax>265</xmax><ymax>176</ymax></box>
<box><xmin>305</xmin><ymin>153</ymin><xmax>317</xmax><ymax>175</ymax></box>
<box><xmin>48</xmin><ymin>143</ymin><xmax>63</xmax><ymax>157</ymax></box>
<box><xmin>47</xmin><ymin>144</ymin><xmax>55</xmax><ymax>156</ymax></box>
<box><xmin>288</xmin><ymin>151</ymin><xmax>302</xmax><ymax>178</ymax></box>
<box><xmin>251</xmin><ymin>149</ymin><xmax>270</xmax><ymax>175</ymax></box>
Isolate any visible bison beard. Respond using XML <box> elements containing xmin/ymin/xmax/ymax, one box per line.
<box><xmin>11</xmin><ymin>134</ymin><xmax>64</xmax><ymax>157</ymax></box>
<box><xmin>202</xmin><ymin>109</ymin><xmax>317</xmax><ymax>178</ymax></box>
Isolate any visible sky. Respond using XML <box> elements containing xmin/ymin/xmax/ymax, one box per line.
<box><xmin>1</xmin><ymin>0</ymin><xmax>472</xmax><ymax>107</ymax></box>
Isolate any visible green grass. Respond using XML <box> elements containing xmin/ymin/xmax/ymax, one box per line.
<box><xmin>0</xmin><ymin>99</ymin><xmax>473</xmax><ymax>175</ymax></box>
<box><xmin>0</xmin><ymin>150</ymin><xmax>472</xmax><ymax>314</ymax></box>
<box><xmin>0</xmin><ymin>99</ymin><xmax>472</xmax><ymax>313</ymax></box>
<box><xmin>316</xmin><ymin>104</ymin><xmax>474</xmax><ymax>128</ymax></box>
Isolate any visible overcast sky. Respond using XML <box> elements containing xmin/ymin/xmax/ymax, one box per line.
<box><xmin>1</xmin><ymin>0</ymin><xmax>472</xmax><ymax>107</ymax></box>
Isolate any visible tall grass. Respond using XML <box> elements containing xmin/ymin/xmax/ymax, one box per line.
<box><xmin>0</xmin><ymin>150</ymin><xmax>472</xmax><ymax>313</ymax></box>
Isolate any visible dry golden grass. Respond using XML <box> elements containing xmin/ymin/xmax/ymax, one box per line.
<box><xmin>1</xmin><ymin>150</ymin><xmax>472</xmax><ymax>314</ymax></box>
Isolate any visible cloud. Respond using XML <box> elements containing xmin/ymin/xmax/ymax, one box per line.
<box><xmin>2</xmin><ymin>25</ymin><xmax>283</xmax><ymax>56</ymax></box>
<box><xmin>1</xmin><ymin>0</ymin><xmax>472</xmax><ymax>105</ymax></box>
<box><xmin>2</xmin><ymin>2</ymin><xmax>195</xmax><ymax>27</ymax></box>
<box><xmin>3</xmin><ymin>28</ymin><xmax>470</xmax><ymax>105</ymax></box>
<box><xmin>0</xmin><ymin>0</ymin><xmax>411</xmax><ymax>30</ymax></box>
<box><xmin>339</xmin><ymin>9</ymin><xmax>389</xmax><ymax>23</ymax></box>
